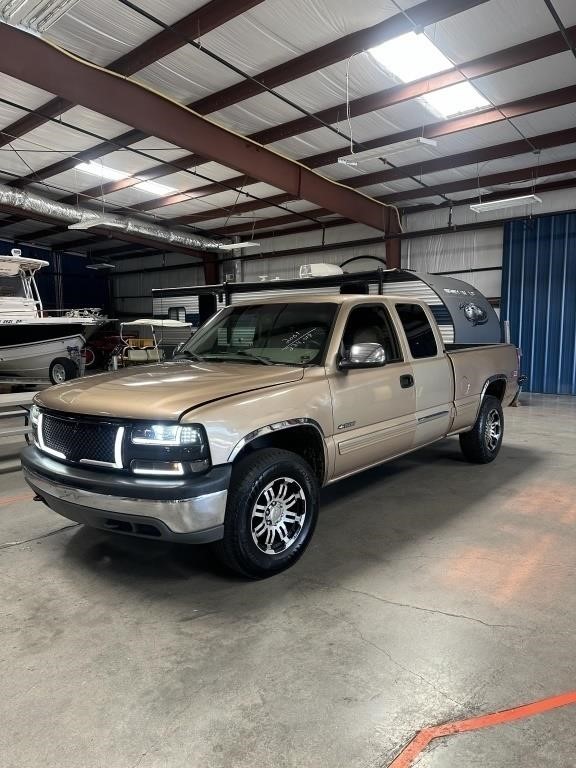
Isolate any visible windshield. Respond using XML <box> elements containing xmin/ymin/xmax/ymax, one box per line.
<box><xmin>178</xmin><ymin>302</ymin><xmax>337</xmax><ymax>366</ymax></box>
<box><xmin>0</xmin><ymin>275</ymin><xmax>25</xmax><ymax>298</ymax></box>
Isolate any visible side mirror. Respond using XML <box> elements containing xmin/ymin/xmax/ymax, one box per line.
<box><xmin>339</xmin><ymin>342</ymin><xmax>386</xmax><ymax>369</ymax></box>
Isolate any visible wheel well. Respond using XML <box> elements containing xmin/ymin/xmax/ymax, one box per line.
<box><xmin>233</xmin><ymin>426</ymin><xmax>326</xmax><ymax>483</ymax></box>
<box><xmin>485</xmin><ymin>378</ymin><xmax>506</xmax><ymax>401</ymax></box>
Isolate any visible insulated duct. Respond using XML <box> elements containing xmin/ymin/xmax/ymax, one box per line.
<box><xmin>0</xmin><ymin>183</ymin><xmax>226</xmax><ymax>252</ymax></box>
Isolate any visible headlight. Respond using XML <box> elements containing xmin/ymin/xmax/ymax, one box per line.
<box><xmin>131</xmin><ymin>424</ymin><xmax>203</xmax><ymax>446</ymax></box>
<box><xmin>128</xmin><ymin>423</ymin><xmax>210</xmax><ymax>475</ymax></box>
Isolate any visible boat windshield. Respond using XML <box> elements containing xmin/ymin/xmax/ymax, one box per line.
<box><xmin>178</xmin><ymin>302</ymin><xmax>338</xmax><ymax>366</ymax></box>
<box><xmin>0</xmin><ymin>276</ymin><xmax>25</xmax><ymax>298</ymax></box>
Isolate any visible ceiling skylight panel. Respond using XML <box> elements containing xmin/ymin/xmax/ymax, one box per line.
<box><xmin>369</xmin><ymin>31</ymin><xmax>490</xmax><ymax>119</ymax></box>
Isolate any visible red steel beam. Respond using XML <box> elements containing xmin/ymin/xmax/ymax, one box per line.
<box><xmin>190</xmin><ymin>0</ymin><xmax>490</xmax><ymax>114</ymax></box>
<box><xmin>303</xmin><ymin>84</ymin><xmax>576</xmax><ymax>169</ymax></box>
<box><xmin>21</xmin><ymin>69</ymin><xmax>576</xmax><ymax>242</ymax></box>
<box><xmin>404</xmin><ymin>176</ymin><xmax>576</xmax><ymax>214</ymax></box>
<box><xmin>0</xmin><ymin>24</ymin><xmax>393</xmax><ymax>232</ymax></box>
<box><xmin>378</xmin><ymin>157</ymin><xmax>576</xmax><ymax>203</ymax></box>
<box><xmin>2</xmin><ymin>0</ymin><xmax>490</xmax><ymax>199</ymax></box>
<box><xmin>69</xmin><ymin>20</ymin><xmax>576</xmax><ymax>212</ymax></box>
<box><xmin>0</xmin><ymin>0</ymin><xmax>264</xmax><ymax>149</ymax></box>
<box><xmin>206</xmin><ymin>158</ymin><xmax>576</xmax><ymax>234</ymax></box>
<box><xmin>58</xmin><ymin>15</ymin><xmax>575</xmax><ymax>212</ymax></box>
<box><xmin>250</xmin><ymin>24</ymin><xmax>576</xmax><ymax>146</ymax></box>
<box><xmin>156</xmin><ymin>126</ymin><xmax>576</xmax><ymax>225</ymax></box>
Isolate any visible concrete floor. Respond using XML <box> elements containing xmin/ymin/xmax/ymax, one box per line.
<box><xmin>1</xmin><ymin>393</ymin><xmax>575</xmax><ymax>767</ymax></box>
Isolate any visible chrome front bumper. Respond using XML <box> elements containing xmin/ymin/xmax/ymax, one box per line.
<box><xmin>21</xmin><ymin>447</ymin><xmax>229</xmax><ymax>543</ymax></box>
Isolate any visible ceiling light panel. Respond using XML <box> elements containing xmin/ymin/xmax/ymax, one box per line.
<box><xmin>369</xmin><ymin>31</ymin><xmax>489</xmax><ymax>119</ymax></box>
<box><xmin>0</xmin><ymin>0</ymin><xmax>81</xmax><ymax>31</ymax></box>
<box><xmin>76</xmin><ymin>161</ymin><xmax>175</xmax><ymax>196</ymax></box>
<box><xmin>422</xmin><ymin>82</ymin><xmax>490</xmax><ymax>118</ymax></box>
<box><xmin>370</xmin><ymin>32</ymin><xmax>453</xmax><ymax>82</ymax></box>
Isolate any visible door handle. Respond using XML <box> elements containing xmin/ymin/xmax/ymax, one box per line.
<box><xmin>400</xmin><ymin>374</ymin><xmax>414</xmax><ymax>389</ymax></box>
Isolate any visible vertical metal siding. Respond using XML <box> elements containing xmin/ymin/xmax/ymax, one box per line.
<box><xmin>502</xmin><ymin>214</ymin><xmax>576</xmax><ymax>394</ymax></box>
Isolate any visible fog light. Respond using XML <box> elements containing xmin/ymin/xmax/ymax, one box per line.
<box><xmin>131</xmin><ymin>460</ymin><xmax>184</xmax><ymax>476</ymax></box>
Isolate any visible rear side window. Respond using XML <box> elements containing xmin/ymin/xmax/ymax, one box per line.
<box><xmin>396</xmin><ymin>303</ymin><xmax>438</xmax><ymax>359</ymax></box>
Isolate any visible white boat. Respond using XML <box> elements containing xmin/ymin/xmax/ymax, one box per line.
<box><xmin>0</xmin><ymin>249</ymin><xmax>105</xmax><ymax>383</ymax></box>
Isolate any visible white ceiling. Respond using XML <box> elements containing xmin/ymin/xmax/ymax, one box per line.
<box><xmin>0</xmin><ymin>0</ymin><xmax>575</xmax><ymax>251</ymax></box>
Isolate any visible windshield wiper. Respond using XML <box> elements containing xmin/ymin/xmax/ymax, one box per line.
<box><xmin>232</xmin><ymin>350</ymin><xmax>275</xmax><ymax>365</ymax></box>
<box><xmin>173</xmin><ymin>350</ymin><xmax>204</xmax><ymax>361</ymax></box>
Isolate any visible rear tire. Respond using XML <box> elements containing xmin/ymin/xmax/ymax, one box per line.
<box><xmin>214</xmin><ymin>448</ymin><xmax>319</xmax><ymax>579</ymax></box>
<box><xmin>49</xmin><ymin>358</ymin><xmax>78</xmax><ymax>385</ymax></box>
<box><xmin>459</xmin><ymin>395</ymin><xmax>504</xmax><ymax>464</ymax></box>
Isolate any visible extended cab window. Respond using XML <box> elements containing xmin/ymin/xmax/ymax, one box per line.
<box><xmin>179</xmin><ymin>302</ymin><xmax>337</xmax><ymax>366</ymax></box>
<box><xmin>342</xmin><ymin>305</ymin><xmax>401</xmax><ymax>362</ymax></box>
<box><xmin>395</xmin><ymin>303</ymin><xmax>438</xmax><ymax>359</ymax></box>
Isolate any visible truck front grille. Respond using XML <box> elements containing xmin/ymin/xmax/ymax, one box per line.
<box><xmin>40</xmin><ymin>413</ymin><xmax>123</xmax><ymax>468</ymax></box>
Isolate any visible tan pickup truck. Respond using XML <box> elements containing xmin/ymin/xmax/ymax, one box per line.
<box><xmin>22</xmin><ymin>294</ymin><xmax>519</xmax><ymax>578</ymax></box>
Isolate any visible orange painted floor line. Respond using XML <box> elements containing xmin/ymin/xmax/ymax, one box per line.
<box><xmin>388</xmin><ymin>691</ymin><xmax>576</xmax><ymax>768</ymax></box>
<box><xmin>0</xmin><ymin>492</ymin><xmax>35</xmax><ymax>507</ymax></box>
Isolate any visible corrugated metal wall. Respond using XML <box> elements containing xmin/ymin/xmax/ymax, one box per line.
<box><xmin>502</xmin><ymin>214</ymin><xmax>576</xmax><ymax>395</ymax></box>
<box><xmin>111</xmin><ymin>258</ymin><xmax>204</xmax><ymax>317</ymax></box>
<box><xmin>403</xmin><ymin>211</ymin><xmax>504</xmax><ymax>302</ymax></box>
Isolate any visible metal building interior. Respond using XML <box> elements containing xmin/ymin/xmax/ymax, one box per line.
<box><xmin>0</xmin><ymin>1</ymin><xmax>575</xmax><ymax>766</ymax></box>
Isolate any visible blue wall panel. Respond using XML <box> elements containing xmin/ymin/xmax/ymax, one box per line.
<box><xmin>502</xmin><ymin>214</ymin><xmax>576</xmax><ymax>394</ymax></box>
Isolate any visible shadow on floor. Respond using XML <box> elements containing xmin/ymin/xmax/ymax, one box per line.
<box><xmin>62</xmin><ymin>436</ymin><xmax>541</xmax><ymax>610</ymax></box>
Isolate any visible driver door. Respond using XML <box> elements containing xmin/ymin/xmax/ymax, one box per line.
<box><xmin>328</xmin><ymin>303</ymin><xmax>416</xmax><ymax>479</ymax></box>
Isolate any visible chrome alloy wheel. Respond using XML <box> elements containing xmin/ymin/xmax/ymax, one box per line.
<box><xmin>251</xmin><ymin>477</ymin><xmax>306</xmax><ymax>555</ymax></box>
<box><xmin>485</xmin><ymin>408</ymin><xmax>502</xmax><ymax>452</ymax></box>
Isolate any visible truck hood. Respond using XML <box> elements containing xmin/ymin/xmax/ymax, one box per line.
<box><xmin>36</xmin><ymin>361</ymin><xmax>304</xmax><ymax>420</ymax></box>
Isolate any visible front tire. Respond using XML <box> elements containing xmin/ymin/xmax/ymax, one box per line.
<box><xmin>459</xmin><ymin>395</ymin><xmax>504</xmax><ymax>464</ymax></box>
<box><xmin>214</xmin><ymin>448</ymin><xmax>319</xmax><ymax>578</ymax></box>
<box><xmin>49</xmin><ymin>357</ymin><xmax>79</xmax><ymax>385</ymax></box>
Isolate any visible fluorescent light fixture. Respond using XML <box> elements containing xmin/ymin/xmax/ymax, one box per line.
<box><xmin>470</xmin><ymin>194</ymin><xmax>542</xmax><ymax>213</ymax></box>
<box><xmin>369</xmin><ymin>31</ymin><xmax>489</xmax><ymax>118</ymax></box>
<box><xmin>218</xmin><ymin>241</ymin><xmax>261</xmax><ymax>250</ymax></box>
<box><xmin>338</xmin><ymin>137</ymin><xmax>437</xmax><ymax>166</ymax></box>
<box><xmin>76</xmin><ymin>161</ymin><xmax>174</xmax><ymax>196</ymax></box>
<box><xmin>0</xmin><ymin>0</ymin><xmax>81</xmax><ymax>31</ymax></box>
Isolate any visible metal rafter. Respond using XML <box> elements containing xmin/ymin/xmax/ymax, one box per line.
<box><xmin>0</xmin><ymin>0</ymin><xmax>264</xmax><ymax>149</ymax></box>
<box><xmin>302</xmin><ymin>84</ymin><xmax>576</xmax><ymax>169</ymax></box>
<box><xmin>14</xmin><ymin>77</ymin><xmax>576</xmax><ymax>245</ymax></box>
<box><xmin>160</xmin><ymin>127</ymin><xmax>576</xmax><ymax>225</ymax></box>
<box><xmin>377</xmin><ymin>157</ymin><xmax>576</xmax><ymax>203</ymax></box>
<box><xmin>17</xmin><ymin>15</ymin><xmax>572</xmax><ymax>211</ymax></box>
<box><xmin>23</xmin><ymin>31</ymin><xmax>576</xmax><ymax>244</ymax></box>
<box><xmin>0</xmin><ymin>24</ymin><xmax>394</xmax><ymax>232</ymax></box>
<box><xmin>1</xmin><ymin>0</ymin><xmax>490</xmax><ymax>199</ymax></box>
<box><xmin>407</xmin><ymin>176</ymin><xmax>576</xmax><ymax>213</ymax></box>
<box><xmin>188</xmin><ymin>0</ymin><xmax>490</xmax><ymax>113</ymax></box>
<box><xmin>199</xmin><ymin>158</ymin><xmax>576</xmax><ymax>236</ymax></box>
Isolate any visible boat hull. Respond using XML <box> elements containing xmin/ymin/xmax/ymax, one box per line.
<box><xmin>0</xmin><ymin>334</ymin><xmax>86</xmax><ymax>379</ymax></box>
